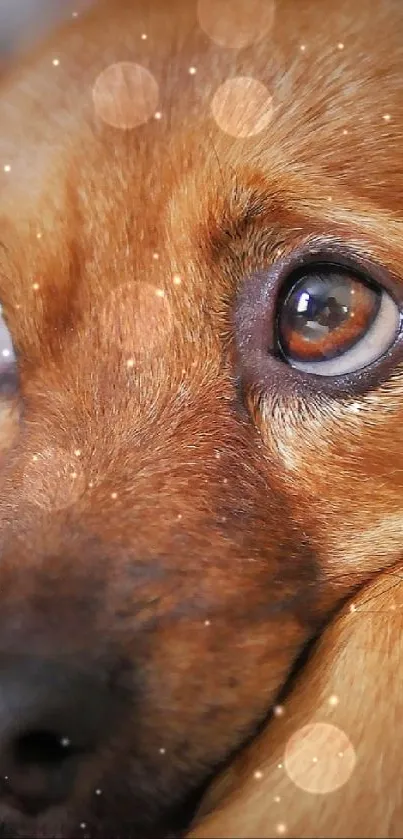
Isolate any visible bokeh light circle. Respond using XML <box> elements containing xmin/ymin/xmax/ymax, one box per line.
<box><xmin>102</xmin><ymin>280</ymin><xmax>174</xmax><ymax>358</ymax></box>
<box><xmin>211</xmin><ymin>77</ymin><xmax>273</xmax><ymax>137</ymax></box>
<box><xmin>284</xmin><ymin>723</ymin><xmax>356</xmax><ymax>794</ymax></box>
<box><xmin>22</xmin><ymin>447</ymin><xmax>86</xmax><ymax>512</ymax></box>
<box><xmin>92</xmin><ymin>62</ymin><xmax>159</xmax><ymax>129</ymax></box>
<box><xmin>197</xmin><ymin>0</ymin><xmax>275</xmax><ymax>48</ymax></box>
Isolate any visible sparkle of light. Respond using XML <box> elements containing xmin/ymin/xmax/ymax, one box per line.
<box><xmin>274</xmin><ymin>705</ymin><xmax>285</xmax><ymax>717</ymax></box>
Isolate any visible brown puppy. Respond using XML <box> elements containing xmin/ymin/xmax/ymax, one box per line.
<box><xmin>0</xmin><ymin>0</ymin><xmax>402</xmax><ymax>837</ymax></box>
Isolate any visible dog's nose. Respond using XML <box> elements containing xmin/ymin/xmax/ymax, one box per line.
<box><xmin>0</xmin><ymin>655</ymin><xmax>116</xmax><ymax>816</ymax></box>
<box><xmin>2</xmin><ymin>730</ymin><xmax>79</xmax><ymax>816</ymax></box>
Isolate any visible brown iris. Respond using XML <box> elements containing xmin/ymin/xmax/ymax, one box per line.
<box><xmin>277</xmin><ymin>266</ymin><xmax>381</xmax><ymax>363</ymax></box>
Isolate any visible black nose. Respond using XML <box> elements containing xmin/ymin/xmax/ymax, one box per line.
<box><xmin>0</xmin><ymin>655</ymin><xmax>116</xmax><ymax>816</ymax></box>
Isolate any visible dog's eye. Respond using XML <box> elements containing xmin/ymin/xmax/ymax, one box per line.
<box><xmin>276</xmin><ymin>265</ymin><xmax>400</xmax><ymax>376</ymax></box>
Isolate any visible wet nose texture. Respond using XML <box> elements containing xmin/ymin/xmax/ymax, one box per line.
<box><xmin>0</xmin><ymin>655</ymin><xmax>119</xmax><ymax>816</ymax></box>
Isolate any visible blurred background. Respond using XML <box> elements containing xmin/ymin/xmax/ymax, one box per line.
<box><xmin>0</xmin><ymin>0</ymin><xmax>93</xmax><ymax>58</ymax></box>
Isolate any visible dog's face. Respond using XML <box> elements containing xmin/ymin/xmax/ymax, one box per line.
<box><xmin>0</xmin><ymin>0</ymin><xmax>402</xmax><ymax>836</ymax></box>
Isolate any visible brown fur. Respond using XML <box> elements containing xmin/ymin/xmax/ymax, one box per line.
<box><xmin>191</xmin><ymin>570</ymin><xmax>403</xmax><ymax>838</ymax></box>
<box><xmin>0</xmin><ymin>0</ymin><xmax>402</xmax><ymax>836</ymax></box>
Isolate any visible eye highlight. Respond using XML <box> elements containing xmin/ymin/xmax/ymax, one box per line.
<box><xmin>276</xmin><ymin>265</ymin><xmax>400</xmax><ymax>376</ymax></box>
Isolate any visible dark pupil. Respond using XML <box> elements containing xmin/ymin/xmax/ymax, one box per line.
<box><xmin>279</xmin><ymin>268</ymin><xmax>380</xmax><ymax>363</ymax></box>
<box><xmin>289</xmin><ymin>276</ymin><xmax>354</xmax><ymax>337</ymax></box>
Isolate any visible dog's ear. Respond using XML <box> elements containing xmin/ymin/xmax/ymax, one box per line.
<box><xmin>189</xmin><ymin>568</ymin><xmax>403</xmax><ymax>839</ymax></box>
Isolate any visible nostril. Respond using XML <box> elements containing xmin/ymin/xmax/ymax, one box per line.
<box><xmin>15</xmin><ymin>729</ymin><xmax>75</xmax><ymax>767</ymax></box>
<box><xmin>0</xmin><ymin>654</ymin><xmax>123</xmax><ymax>816</ymax></box>
<box><xmin>3</xmin><ymin>730</ymin><xmax>79</xmax><ymax>816</ymax></box>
